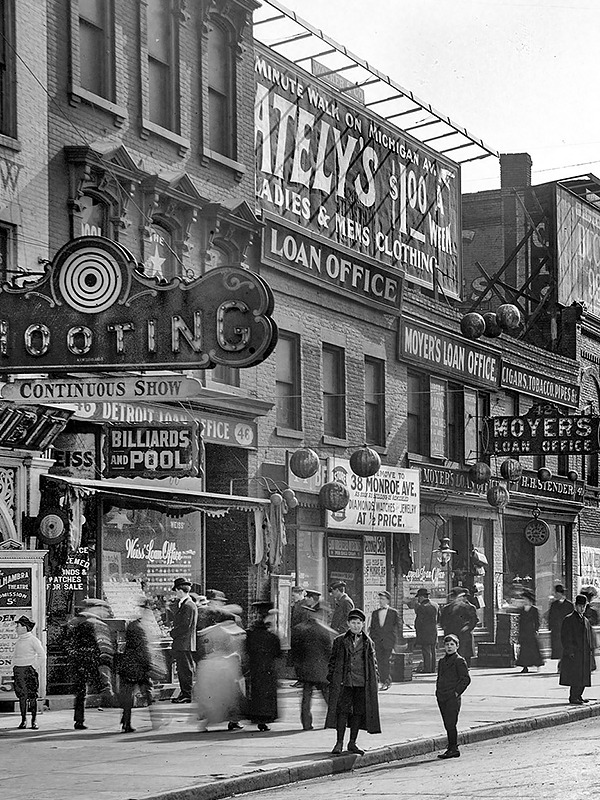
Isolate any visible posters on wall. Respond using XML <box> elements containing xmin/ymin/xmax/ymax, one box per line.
<box><xmin>363</xmin><ymin>535</ymin><xmax>387</xmax><ymax>618</ymax></box>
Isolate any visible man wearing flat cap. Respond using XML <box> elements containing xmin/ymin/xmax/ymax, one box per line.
<box><xmin>330</xmin><ymin>581</ymin><xmax>355</xmax><ymax>634</ymax></box>
<box><xmin>326</xmin><ymin>607</ymin><xmax>381</xmax><ymax>755</ymax></box>
<box><xmin>368</xmin><ymin>591</ymin><xmax>400</xmax><ymax>690</ymax></box>
<box><xmin>170</xmin><ymin>577</ymin><xmax>198</xmax><ymax>703</ymax></box>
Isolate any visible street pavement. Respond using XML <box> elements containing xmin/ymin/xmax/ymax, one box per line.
<box><xmin>1</xmin><ymin>661</ymin><xmax>599</xmax><ymax>800</ymax></box>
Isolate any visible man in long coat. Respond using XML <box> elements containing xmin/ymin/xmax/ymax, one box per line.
<box><xmin>170</xmin><ymin>577</ymin><xmax>198</xmax><ymax>703</ymax></box>
<box><xmin>548</xmin><ymin>584</ymin><xmax>574</xmax><ymax>666</ymax></box>
<box><xmin>325</xmin><ymin>608</ymin><xmax>381</xmax><ymax>756</ymax></box>
<box><xmin>439</xmin><ymin>588</ymin><xmax>478</xmax><ymax>666</ymax></box>
<box><xmin>559</xmin><ymin>593</ymin><xmax>596</xmax><ymax>704</ymax></box>
<box><xmin>329</xmin><ymin>581</ymin><xmax>355</xmax><ymax>633</ymax></box>
<box><xmin>293</xmin><ymin>604</ymin><xmax>334</xmax><ymax>730</ymax></box>
<box><xmin>413</xmin><ymin>588</ymin><xmax>439</xmax><ymax>673</ymax></box>
<box><xmin>368</xmin><ymin>590</ymin><xmax>401</xmax><ymax>689</ymax></box>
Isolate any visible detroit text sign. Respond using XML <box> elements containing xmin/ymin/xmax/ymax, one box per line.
<box><xmin>0</xmin><ymin>237</ymin><xmax>277</xmax><ymax>373</ymax></box>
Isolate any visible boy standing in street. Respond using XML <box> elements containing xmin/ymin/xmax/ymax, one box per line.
<box><xmin>435</xmin><ymin>633</ymin><xmax>471</xmax><ymax>759</ymax></box>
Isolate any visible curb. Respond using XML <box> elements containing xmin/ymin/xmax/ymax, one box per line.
<box><xmin>131</xmin><ymin>703</ymin><xmax>600</xmax><ymax>800</ymax></box>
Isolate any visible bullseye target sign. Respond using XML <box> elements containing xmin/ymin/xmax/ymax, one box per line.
<box><xmin>0</xmin><ymin>236</ymin><xmax>277</xmax><ymax>373</ymax></box>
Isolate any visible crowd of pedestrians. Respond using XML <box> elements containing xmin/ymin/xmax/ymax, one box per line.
<box><xmin>9</xmin><ymin>578</ymin><xmax>598</xmax><ymax>759</ymax></box>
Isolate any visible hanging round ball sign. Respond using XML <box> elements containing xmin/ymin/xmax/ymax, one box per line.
<box><xmin>524</xmin><ymin>517</ymin><xmax>550</xmax><ymax>546</ymax></box>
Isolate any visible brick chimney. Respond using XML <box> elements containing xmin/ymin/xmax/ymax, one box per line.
<box><xmin>500</xmin><ymin>153</ymin><xmax>532</xmax><ymax>190</ymax></box>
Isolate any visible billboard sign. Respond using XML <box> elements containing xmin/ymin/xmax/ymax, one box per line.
<box><xmin>556</xmin><ymin>185</ymin><xmax>600</xmax><ymax>318</ymax></box>
<box><xmin>255</xmin><ymin>46</ymin><xmax>461</xmax><ymax>298</ymax></box>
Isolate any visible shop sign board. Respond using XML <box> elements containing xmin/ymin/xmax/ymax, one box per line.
<box><xmin>482</xmin><ymin>412</ymin><xmax>600</xmax><ymax>455</ymax></box>
<box><xmin>0</xmin><ymin>567</ymin><xmax>32</xmax><ymax>607</ymax></box>
<box><xmin>326</xmin><ymin>459</ymin><xmax>420</xmax><ymax>533</ymax></box>
<box><xmin>327</xmin><ymin>537</ymin><xmax>362</xmax><ymax>559</ymax></box>
<box><xmin>103</xmin><ymin>422</ymin><xmax>200</xmax><ymax>479</ymax></box>
<box><xmin>399</xmin><ymin>319</ymin><xmax>500</xmax><ymax>388</ymax></box>
<box><xmin>364</xmin><ymin>535</ymin><xmax>387</xmax><ymax>618</ymax></box>
<box><xmin>0</xmin><ymin>236</ymin><xmax>277</xmax><ymax>373</ymax></box>
<box><xmin>47</xmin><ymin>547</ymin><xmax>90</xmax><ymax>592</ymax></box>
<box><xmin>581</xmin><ymin>546</ymin><xmax>600</xmax><ymax>590</ymax></box>
<box><xmin>69</xmin><ymin>402</ymin><xmax>257</xmax><ymax>449</ymax></box>
<box><xmin>262</xmin><ymin>216</ymin><xmax>402</xmax><ymax>310</ymax></box>
<box><xmin>255</xmin><ymin>46</ymin><xmax>461</xmax><ymax>298</ymax></box>
<box><xmin>500</xmin><ymin>361</ymin><xmax>580</xmax><ymax>408</ymax></box>
<box><xmin>555</xmin><ymin>185</ymin><xmax>600</xmax><ymax>318</ymax></box>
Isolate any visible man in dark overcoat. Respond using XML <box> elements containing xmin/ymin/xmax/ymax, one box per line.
<box><xmin>439</xmin><ymin>588</ymin><xmax>478</xmax><ymax>666</ymax></box>
<box><xmin>170</xmin><ymin>577</ymin><xmax>198</xmax><ymax>703</ymax></box>
<box><xmin>559</xmin><ymin>593</ymin><xmax>596</xmax><ymax>704</ymax></box>
<box><xmin>368</xmin><ymin>590</ymin><xmax>401</xmax><ymax>689</ymax></box>
<box><xmin>293</xmin><ymin>604</ymin><xmax>334</xmax><ymax>730</ymax></box>
<box><xmin>329</xmin><ymin>581</ymin><xmax>355</xmax><ymax>633</ymax></box>
<box><xmin>548</xmin><ymin>584</ymin><xmax>574</xmax><ymax>666</ymax></box>
<box><xmin>325</xmin><ymin>608</ymin><xmax>381</xmax><ymax>756</ymax></box>
<box><xmin>413</xmin><ymin>588</ymin><xmax>439</xmax><ymax>673</ymax></box>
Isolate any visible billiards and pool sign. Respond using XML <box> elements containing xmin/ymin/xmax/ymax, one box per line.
<box><xmin>0</xmin><ymin>236</ymin><xmax>277</xmax><ymax>372</ymax></box>
<box><xmin>103</xmin><ymin>422</ymin><xmax>200</xmax><ymax>479</ymax></box>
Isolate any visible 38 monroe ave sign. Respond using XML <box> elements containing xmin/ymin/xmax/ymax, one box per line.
<box><xmin>482</xmin><ymin>405</ymin><xmax>600</xmax><ymax>455</ymax></box>
<box><xmin>0</xmin><ymin>237</ymin><xmax>277</xmax><ymax>373</ymax></box>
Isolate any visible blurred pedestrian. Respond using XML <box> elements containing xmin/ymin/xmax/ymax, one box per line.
<box><xmin>329</xmin><ymin>581</ymin><xmax>354</xmax><ymax>634</ymax></box>
<box><xmin>368</xmin><ymin>590</ymin><xmax>401</xmax><ymax>690</ymax></box>
<box><xmin>169</xmin><ymin>577</ymin><xmax>197</xmax><ymax>704</ymax></box>
<box><xmin>65</xmin><ymin>598</ymin><xmax>115</xmax><ymax>730</ymax></box>
<box><xmin>291</xmin><ymin>586</ymin><xmax>308</xmax><ymax>628</ymax></box>
<box><xmin>12</xmin><ymin>615</ymin><xmax>45</xmax><ymax>730</ymax></box>
<box><xmin>435</xmin><ymin>633</ymin><xmax>471</xmax><ymax>759</ymax></box>
<box><xmin>293</xmin><ymin>598</ymin><xmax>334</xmax><ymax>730</ymax></box>
<box><xmin>439</xmin><ymin>587</ymin><xmax>478</xmax><ymax>667</ymax></box>
<box><xmin>412</xmin><ymin>588</ymin><xmax>439</xmax><ymax>674</ymax></box>
<box><xmin>515</xmin><ymin>590</ymin><xmax>544</xmax><ymax>673</ymax></box>
<box><xmin>547</xmin><ymin>584</ymin><xmax>574</xmax><ymax>669</ymax></box>
<box><xmin>290</xmin><ymin>589</ymin><xmax>321</xmax><ymax>687</ymax></box>
<box><xmin>118</xmin><ymin>598</ymin><xmax>165</xmax><ymax>733</ymax></box>
<box><xmin>245</xmin><ymin>601</ymin><xmax>282</xmax><ymax>732</ymax></box>
<box><xmin>325</xmin><ymin>608</ymin><xmax>381</xmax><ymax>756</ymax></box>
<box><xmin>560</xmin><ymin>594</ymin><xmax>596</xmax><ymax>705</ymax></box>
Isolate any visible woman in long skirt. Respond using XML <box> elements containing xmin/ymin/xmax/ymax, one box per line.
<box><xmin>516</xmin><ymin>591</ymin><xmax>544</xmax><ymax>673</ymax></box>
<box><xmin>245</xmin><ymin>602</ymin><xmax>282</xmax><ymax>732</ymax></box>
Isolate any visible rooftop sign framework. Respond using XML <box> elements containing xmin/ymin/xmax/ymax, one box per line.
<box><xmin>254</xmin><ymin>0</ymin><xmax>499</xmax><ymax>165</ymax></box>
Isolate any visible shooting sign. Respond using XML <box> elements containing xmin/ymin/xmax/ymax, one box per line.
<box><xmin>103</xmin><ymin>422</ymin><xmax>200</xmax><ymax>479</ymax></box>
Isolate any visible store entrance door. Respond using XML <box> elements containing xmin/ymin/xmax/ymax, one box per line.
<box><xmin>327</xmin><ymin>535</ymin><xmax>364</xmax><ymax>611</ymax></box>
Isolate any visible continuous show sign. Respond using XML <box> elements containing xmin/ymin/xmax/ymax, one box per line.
<box><xmin>255</xmin><ymin>46</ymin><xmax>461</xmax><ymax>298</ymax></box>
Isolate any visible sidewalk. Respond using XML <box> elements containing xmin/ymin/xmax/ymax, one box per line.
<box><xmin>1</xmin><ymin>661</ymin><xmax>599</xmax><ymax>800</ymax></box>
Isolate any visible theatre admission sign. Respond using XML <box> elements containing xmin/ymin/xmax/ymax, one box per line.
<box><xmin>255</xmin><ymin>46</ymin><xmax>461</xmax><ymax>299</ymax></box>
<box><xmin>0</xmin><ymin>237</ymin><xmax>277</xmax><ymax>373</ymax></box>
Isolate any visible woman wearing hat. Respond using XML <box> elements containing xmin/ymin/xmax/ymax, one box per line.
<box><xmin>515</xmin><ymin>591</ymin><xmax>544</xmax><ymax>673</ymax></box>
<box><xmin>12</xmin><ymin>615</ymin><xmax>45</xmax><ymax>730</ymax></box>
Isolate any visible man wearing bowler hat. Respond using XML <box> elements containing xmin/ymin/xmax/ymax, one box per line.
<box><xmin>170</xmin><ymin>577</ymin><xmax>198</xmax><ymax>703</ymax></box>
<box><xmin>368</xmin><ymin>591</ymin><xmax>400</xmax><ymax>690</ymax></box>
<box><xmin>413</xmin><ymin>588</ymin><xmax>439</xmax><ymax>673</ymax></box>
<box><xmin>330</xmin><ymin>581</ymin><xmax>355</xmax><ymax>634</ymax></box>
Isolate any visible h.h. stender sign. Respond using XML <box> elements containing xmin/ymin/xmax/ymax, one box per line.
<box><xmin>0</xmin><ymin>236</ymin><xmax>277</xmax><ymax>373</ymax></box>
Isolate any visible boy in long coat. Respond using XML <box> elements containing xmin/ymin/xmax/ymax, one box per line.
<box><xmin>325</xmin><ymin>608</ymin><xmax>381</xmax><ymax>756</ymax></box>
<box><xmin>559</xmin><ymin>594</ymin><xmax>596</xmax><ymax>704</ymax></box>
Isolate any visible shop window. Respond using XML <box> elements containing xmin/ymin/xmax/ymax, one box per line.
<box><xmin>277</xmin><ymin>332</ymin><xmax>302</xmax><ymax>431</ymax></box>
<box><xmin>429</xmin><ymin>377</ymin><xmax>447</xmax><ymax>459</ymax></box>
<box><xmin>0</xmin><ymin>0</ymin><xmax>15</xmax><ymax>138</ymax></box>
<box><xmin>477</xmin><ymin>391</ymin><xmax>490</xmax><ymax>463</ymax></box>
<box><xmin>0</xmin><ymin>222</ymin><xmax>15</xmax><ymax>282</ymax></box>
<box><xmin>211</xmin><ymin>364</ymin><xmax>240</xmax><ymax>388</ymax></box>
<box><xmin>207</xmin><ymin>19</ymin><xmax>235</xmax><ymax>158</ymax></box>
<box><xmin>323</xmin><ymin>344</ymin><xmax>346</xmax><ymax>439</ymax></box>
<box><xmin>407</xmin><ymin>371</ymin><xmax>428</xmax><ymax>455</ymax></box>
<box><xmin>79</xmin><ymin>194</ymin><xmax>108</xmax><ymax>237</ymax></box>
<box><xmin>78</xmin><ymin>0</ymin><xmax>114</xmax><ymax>101</ymax></box>
<box><xmin>557</xmin><ymin>454</ymin><xmax>568</xmax><ymax>476</ymax></box>
<box><xmin>296</xmin><ymin>530</ymin><xmax>325</xmax><ymax>597</ymax></box>
<box><xmin>447</xmin><ymin>383</ymin><xmax>464</xmax><ymax>462</ymax></box>
<box><xmin>365</xmin><ymin>357</ymin><xmax>385</xmax><ymax>446</ymax></box>
<box><xmin>463</xmin><ymin>387</ymin><xmax>478</xmax><ymax>464</ymax></box>
<box><xmin>585</xmin><ymin>452</ymin><xmax>599</xmax><ymax>487</ymax></box>
<box><xmin>145</xmin><ymin>0</ymin><xmax>180</xmax><ymax>132</ymax></box>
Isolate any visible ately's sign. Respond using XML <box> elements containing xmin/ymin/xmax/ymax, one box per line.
<box><xmin>326</xmin><ymin>459</ymin><xmax>420</xmax><ymax>533</ymax></box>
<box><xmin>103</xmin><ymin>422</ymin><xmax>200</xmax><ymax>478</ymax></box>
<box><xmin>255</xmin><ymin>46</ymin><xmax>461</xmax><ymax>298</ymax></box>
<box><xmin>0</xmin><ymin>236</ymin><xmax>277</xmax><ymax>373</ymax></box>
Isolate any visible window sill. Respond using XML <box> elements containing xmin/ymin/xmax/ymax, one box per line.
<box><xmin>0</xmin><ymin>134</ymin><xmax>20</xmax><ymax>152</ymax></box>
<box><xmin>366</xmin><ymin>443</ymin><xmax>388</xmax><ymax>455</ymax></box>
<box><xmin>322</xmin><ymin>435</ymin><xmax>348</xmax><ymax>448</ymax></box>
<box><xmin>204</xmin><ymin>379</ymin><xmax>247</xmax><ymax>397</ymax></box>
<box><xmin>406</xmin><ymin>452</ymin><xmax>434</xmax><ymax>464</ymax></box>
<box><xmin>141</xmin><ymin>120</ymin><xmax>190</xmax><ymax>157</ymax></box>
<box><xmin>69</xmin><ymin>86</ymin><xmax>127</xmax><ymax>128</ymax></box>
<box><xmin>202</xmin><ymin>147</ymin><xmax>246</xmax><ymax>181</ymax></box>
<box><xmin>276</xmin><ymin>427</ymin><xmax>303</xmax><ymax>440</ymax></box>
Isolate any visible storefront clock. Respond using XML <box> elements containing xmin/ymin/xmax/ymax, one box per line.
<box><xmin>524</xmin><ymin>517</ymin><xmax>550</xmax><ymax>546</ymax></box>
<box><xmin>37</xmin><ymin>508</ymin><xmax>69</xmax><ymax>545</ymax></box>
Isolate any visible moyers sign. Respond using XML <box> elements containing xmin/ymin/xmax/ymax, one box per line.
<box><xmin>103</xmin><ymin>422</ymin><xmax>200</xmax><ymax>479</ymax></box>
<box><xmin>255</xmin><ymin>46</ymin><xmax>461</xmax><ymax>298</ymax></box>
<box><xmin>482</xmin><ymin>406</ymin><xmax>600</xmax><ymax>455</ymax></box>
<box><xmin>0</xmin><ymin>237</ymin><xmax>277</xmax><ymax>373</ymax></box>
<box><xmin>262</xmin><ymin>215</ymin><xmax>402</xmax><ymax>311</ymax></box>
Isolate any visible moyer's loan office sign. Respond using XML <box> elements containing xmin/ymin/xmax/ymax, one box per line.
<box><xmin>0</xmin><ymin>237</ymin><xmax>277</xmax><ymax>373</ymax></box>
<box><xmin>482</xmin><ymin>405</ymin><xmax>600</xmax><ymax>455</ymax></box>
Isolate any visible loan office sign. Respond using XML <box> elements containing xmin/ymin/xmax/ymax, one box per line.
<box><xmin>0</xmin><ymin>237</ymin><xmax>277</xmax><ymax>373</ymax></box>
<box><xmin>482</xmin><ymin>405</ymin><xmax>600</xmax><ymax>455</ymax></box>
<box><xmin>255</xmin><ymin>46</ymin><xmax>461</xmax><ymax>299</ymax></box>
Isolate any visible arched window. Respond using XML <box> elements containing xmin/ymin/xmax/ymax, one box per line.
<box><xmin>79</xmin><ymin>194</ymin><xmax>108</xmax><ymax>238</ymax></box>
<box><xmin>207</xmin><ymin>19</ymin><xmax>234</xmax><ymax>158</ymax></box>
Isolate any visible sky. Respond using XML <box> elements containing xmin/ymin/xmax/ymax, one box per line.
<box><xmin>270</xmin><ymin>0</ymin><xmax>600</xmax><ymax>194</ymax></box>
